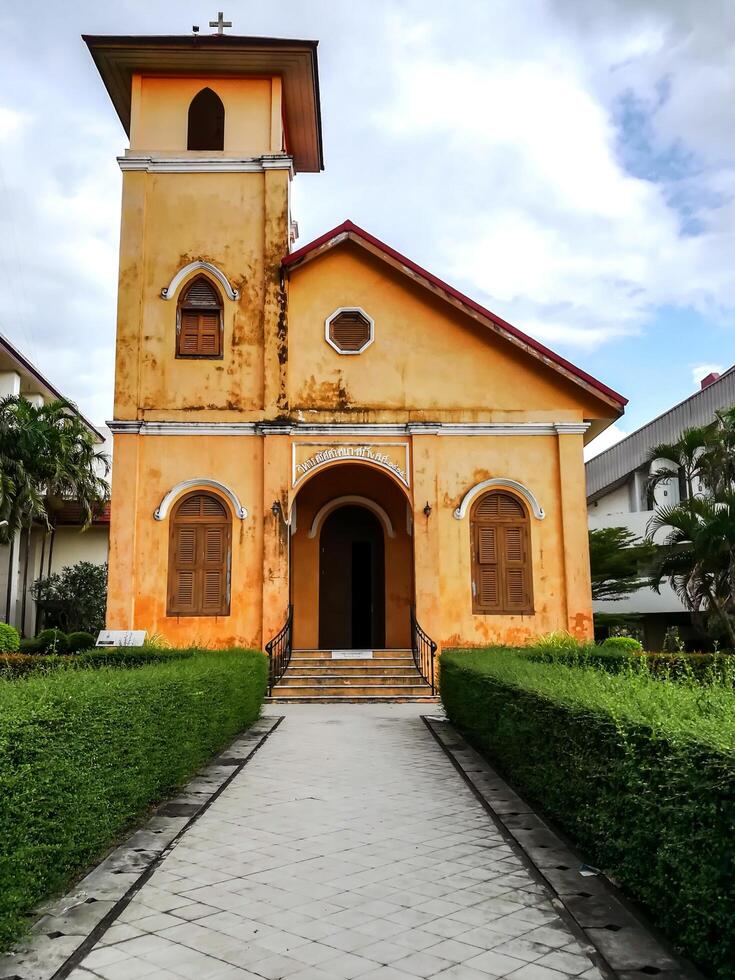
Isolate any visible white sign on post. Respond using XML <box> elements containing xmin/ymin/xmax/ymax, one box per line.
<box><xmin>96</xmin><ymin>630</ymin><xmax>147</xmax><ymax>648</ymax></box>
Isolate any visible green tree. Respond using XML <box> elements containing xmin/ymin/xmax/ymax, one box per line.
<box><xmin>699</xmin><ymin>406</ymin><xmax>735</xmax><ymax>497</ymax></box>
<box><xmin>31</xmin><ymin>561</ymin><xmax>108</xmax><ymax>634</ymax></box>
<box><xmin>0</xmin><ymin>396</ymin><xmax>109</xmax><ymax>544</ymax></box>
<box><xmin>648</xmin><ymin>496</ymin><xmax>735</xmax><ymax>649</ymax></box>
<box><xmin>589</xmin><ymin>527</ymin><xmax>656</xmax><ymax>601</ymax></box>
<box><xmin>645</xmin><ymin>425</ymin><xmax>712</xmax><ymax>505</ymax></box>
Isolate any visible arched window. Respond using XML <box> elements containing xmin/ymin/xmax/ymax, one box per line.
<box><xmin>187</xmin><ymin>87</ymin><xmax>225</xmax><ymax>151</ymax></box>
<box><xmin>167</xmin><ymin>492</ymin><xmax>231</xmax><ymax>616</ymax></box>
<box><xmin>177</xmin><ymin>276</ymin><xmax>223</xmax><ymax>358</ymax></box>
<box><xmin>470</xmin><ymin>491</ymin><xmax>533</xmax><ymax>615</ymax></box>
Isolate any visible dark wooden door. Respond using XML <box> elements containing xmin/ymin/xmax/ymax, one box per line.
<box><xmin>319</xmin><ymin>506</ymin><xmax>385</xmax><ymax>649</ymax></box>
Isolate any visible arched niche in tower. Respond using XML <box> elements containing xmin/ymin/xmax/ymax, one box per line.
<box><xmin>187</xmin><ymin>87</ymin><xmax>225</xmax><ymax>151</ymax></box>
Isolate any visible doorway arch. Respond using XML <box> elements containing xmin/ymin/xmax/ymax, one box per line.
<box><xmin>290</xmin><ymin>461</ymin><xmax>413</xmax><ymax>650</ymax></box>
<box><xmin>319</xmin><ymin>505</ymin><xmax>386</xmax><ymax>649</ymax></box>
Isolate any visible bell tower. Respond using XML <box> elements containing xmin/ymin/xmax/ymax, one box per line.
<box><xmin>85</xmin><ymin>27</ymin><xmax>323</xmax><ymax>422</ymax></box>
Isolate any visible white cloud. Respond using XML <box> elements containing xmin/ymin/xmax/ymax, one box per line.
<box><xmin>585</xmin><ymin>424</ymin><xmax>628</xmax><ymax>461</ymax></box>
<box><xmin>1</xmin><ymin>0</ymin><xmax>735</xmax><ymax>425</ymax></box>
<box><xmin>0</xmin><ymin>106</ymin><xmax>28</xmax><ymax>141</ymax></box>
<box><xmin>372</xmin><ymin>1</ymin><xmax>735</xmax><ymax>351</ymax></box>
<box><xmin>690</xmin><ymin>363</ymin><xmax>723</xmax><ymax>388</ymax></box>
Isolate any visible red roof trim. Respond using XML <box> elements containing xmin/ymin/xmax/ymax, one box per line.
<box><xmin>283</xmin><ymin>220</ymin><xmax>627</xmax><ymax>409</ymax></box>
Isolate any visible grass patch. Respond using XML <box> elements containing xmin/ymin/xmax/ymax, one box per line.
<box><xmin>440</xmin><ymin>647</ymin><xmax>735</xmax><ymax>979</ymax></box>
<box><xmin>0</xmin><ymin>648</ymin><xmax>267</xmax><ymax>950</ymax></box>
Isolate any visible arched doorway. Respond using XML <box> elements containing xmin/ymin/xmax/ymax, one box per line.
<box><xmin>319</xmin><ymin>505</ymin><xmax>385</xmax><ymax>649</ymax></box>
<box><xmin>290</xmin><ymin>461</ymin><xmax>413</xmax><ymax>650</ymax></box>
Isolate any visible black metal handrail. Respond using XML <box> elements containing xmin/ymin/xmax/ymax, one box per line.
<box><xmin>410</xmin><ymin>606</ymin><xmax>437</xmax><ymax>694</ymax></box>
<box><xmin>265</xmin><ymin>605</ymin><xmax>293</xmax><ymax>694</ymax></box>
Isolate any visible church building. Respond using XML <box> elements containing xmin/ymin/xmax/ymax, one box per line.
<box><xmin>86</xmin><ymin>27</ymin><xmax>625</xmax><ymax>683</ymax></box>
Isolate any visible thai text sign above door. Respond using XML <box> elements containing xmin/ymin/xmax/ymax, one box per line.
<box><xmin>292</xmin><ymin>442</ymin><xmax>410</xmax><ymax>487</ymax></box>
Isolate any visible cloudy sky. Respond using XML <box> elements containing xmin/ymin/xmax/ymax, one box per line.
<box><xmin>0</xmin><ymin>1</ymin><xmax>733</xmax><ymax>455</ymax></box>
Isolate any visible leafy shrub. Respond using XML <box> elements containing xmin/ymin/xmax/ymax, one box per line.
<box><xmin>0</xmin><ymin>623</ymin><xmax>19</xmax><ymax>654</ymax></box>
<box><xmin>532</xmin><ymin>629</ymin><xmax>585</xmax><ymax>653</ymax></box>
<box><xmin>18</xmin><ymin>637</ymin><xmax>42</xmax><ymax>653</ymax></box>
<box><xmin>31</xmin><ymin>561</ymin><xmax>107</xmax><ymax>634</ymax></box>
<box><xmin>663</xmin><ymin>625</ymin><xmax>686</xmax><ymax>653</ymax></box>
<box><xmin>66</xmin><ymin>631</ymin><xmax>96</xmax><ymax>654</ymax></box>
<box><xmin>602</xmin><ymin>635</ymin><xmax>643</xmax><ymax>653</ymax></box>
<box><xmin>525</xmin><ymin>647</ymin><xmax>635</xmax><ymax>672</ymax></box>
<box><xmin>440</xmin><ymin>648</ymin><xmax>735</xmax><ymax>979</ymax></box>
<box><xmin>0</xmin><ymin>648</ymin><xmax>266</xmax><ymax>949</ymax></box>
<box><xmin>35</xmin><ymin>628</ymin><xmax>68</xmax><ymax>654</ymax></box>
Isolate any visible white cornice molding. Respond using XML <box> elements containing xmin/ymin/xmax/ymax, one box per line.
<box><xmin>160</xmin><ymin>261</ymin><xmax>239</xmax><ymax>302</ymax></box>
<box><xmin>454</xmin><ymin>478</ymin><xmax>545</xmax><ymax>521</ymax></box>
<box><xmin>108</xmin><ymin>421</ymin><xmax>257</xmax><ymax>436</ymax></box>
<box><xmin>306</xmin><ymin>495</ymin><xmax>396</xmax><ymax>540</ymax></box>
<box><xmin>107</xmin><ymin>420</ymin><xmax>590</xmax><ymax>438</ymax></box>
<box><xmin>118</xmin><ymin>153</ymin><xmax>294</xmax><ymax>175</ymax></box>
<box><xmin>154</xmin><ymin>478</ymin><xmax>247</xmax><ymax>521</ymax></box>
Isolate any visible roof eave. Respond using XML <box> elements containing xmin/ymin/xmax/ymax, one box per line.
<box><xmin>82</xmin><ymin>33</ymin><xmax>324</xmax><ymax>173</ymax></box>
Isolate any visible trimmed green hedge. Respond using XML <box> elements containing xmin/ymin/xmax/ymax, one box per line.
<box><xmin>0</xmin><ymin>648</ymin><xmax>267</xmax><ymax>949</ymax></box>
<box><xmin>440</xmin><ymin>648</ymin><xmax>735</xmax><ymax>979</ymax></box>
<box><xmin>0</xmin><ymin>647</ymin><xmax>197</xmax><ymax>678</ymax></box>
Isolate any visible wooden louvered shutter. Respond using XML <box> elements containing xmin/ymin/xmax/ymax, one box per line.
<box><xmin>201</xmin><ymin>525</ymin><xmax>227</xmax><ymax>613</ymax></box>
<box><xmin>177</xmin><ymin>277</ymin><xmax>222</xmax><ymax>358</ymax></box>
<box><xmin>172</xmin><ymin>525</ymin><xmax>197</xmax><ymax>613</ymax></box>
<box><xmin>502</xmin><ymin>525</ymin><xmax>530</xmax><ymax>612</ymax></box>
<box><xmin>476</xmin><ymin>525</ymin><xmax>500</xmax><ymax>611</ymax></box>
<box><xmin>471</xmin><ymin>491</ymin><xmax>534</xmax><ymax>615</ymax></box>
<box><xmin>167</xmin><ymin>493</ymin><xmax>231</xmax><ymax>616</ymax></box>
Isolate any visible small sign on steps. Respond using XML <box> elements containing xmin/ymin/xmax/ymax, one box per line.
<box><xmin>331</xmin><ymin>649</ymin><xmax>373</xmax><ymax>659</ymax></box>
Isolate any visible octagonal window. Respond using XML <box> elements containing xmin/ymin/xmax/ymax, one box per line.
<box><xmin>325</xmin><ymin>308</ymin><xmax>374</xmax><ymax>354</ymax></box>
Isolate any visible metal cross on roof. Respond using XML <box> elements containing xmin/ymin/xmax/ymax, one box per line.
<box><xmin>209</xmin><ymin>11</ymin><xmax>232</xmax><ymax>34</ymax></box>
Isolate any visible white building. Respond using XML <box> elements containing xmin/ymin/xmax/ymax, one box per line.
<box><xmin>586</xmin><ymin>367</ymin><xmax>735</xmax><ymax>650</ymax></box>
<box><xmin>0</xmin><ymin>334</ymin><xmax>110</xmax><ymax>636</ymax></box>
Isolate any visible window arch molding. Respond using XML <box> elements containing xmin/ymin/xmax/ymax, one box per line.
<box><xmin>167</xmin><ymin>489</ymin><xmax>231</xmax><ymax>617</ymax></box>
<box><xmin>160</xmin><ymin>261</ymin><xmax>239</xmax><ymax>301</ymax></box>
<box><xmin>154</xmin><ymin>479</ymin><xmax>247</xmax><ymax>521</ymax></box>
<box><xmin>454</xmin><ymin>478</ymin><xmax>545</xmax><ymax>521</ymax></box>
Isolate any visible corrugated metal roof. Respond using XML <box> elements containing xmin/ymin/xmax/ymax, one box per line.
<box><xmin>586</xmin><ymin>366</ymin><xmax>735</xmax><ymax>500</ymax></box>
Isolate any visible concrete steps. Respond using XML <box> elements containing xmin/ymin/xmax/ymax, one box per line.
<box><xmin>267</xmin><ymin>649</ymin><xmax>438</xmax><ymax>704</ymax></box>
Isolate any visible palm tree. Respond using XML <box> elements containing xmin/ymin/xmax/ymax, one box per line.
<box><xmin>647</xmin><ymin>496</ymin><xmax>735</xmax><ymax>649</ymax></box>
<box><xmin>0</xmin><ymin>396</ymin><xmax>110</xmax><ymax>544</ymax></box>
<box><xmin>699</xmin><ymin>407</ymin><xmax>735</xmax><ymax>497</ymax></box>
<box><xmin>645</xmin><ymin>425</ymin><xmax>713</xmax><ymax>507</ymax></box>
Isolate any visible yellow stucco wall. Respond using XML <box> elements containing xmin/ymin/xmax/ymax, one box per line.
<box><xmin>130</xmin><ymin>75</ymin><xmax>282</xmax><ymax>154</ymax></box>
<box><xmin>106</xmin><ymin>72</ymin><xmax>608</xmax><ymax>650</ymax></box>
<box><xmin>107</xmin><ymin>434</ymin><xmax>264</xmax><ymax>647</ymax></box>
<box><xmin>286</xmin><ymin>244</ymin><xmax>611</xmax><ymax>423</ymax></box>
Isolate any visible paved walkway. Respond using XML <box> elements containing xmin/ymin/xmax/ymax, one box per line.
<box><xmin>71</xmin><ymin>706</ymin><xmax>603</xmax><ymax>980</ymax></box>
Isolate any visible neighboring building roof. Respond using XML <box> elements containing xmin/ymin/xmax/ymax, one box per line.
<box><xmin>586</xmin><ymin>365</ymin><xmax>735</xmax><ymax>501</ymax></box>
<box><xmin>0</xmin><ymin>332</ymin><xmax>104</xmax><ymax>442</ymax></box>
<box><xmin>83</xmin><ymin>33</ymin><xmax>323</xmax><ymax>173</ymax></box>
<box><xmin>284</xmin><ymin>220</ymin><xmax>627</xmax><ymax>426</ymax></box>
<box><xmin>52</xmin><ymin>501</ymin><xmax>111</xmax><ymax>526</ymax></box>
